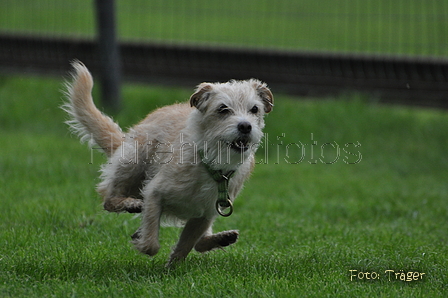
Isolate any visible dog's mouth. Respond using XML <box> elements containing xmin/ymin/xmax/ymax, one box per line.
<box><xmin>228</xmin><ymin>138</ymin><xmax>250</xmax><ymax>152</ymax></box>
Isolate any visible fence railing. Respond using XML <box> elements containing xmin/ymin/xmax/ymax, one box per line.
<box><xmin>1</xmin><ymin>33</ymin><xmax>447</xmax><ymax>108</ymax></box>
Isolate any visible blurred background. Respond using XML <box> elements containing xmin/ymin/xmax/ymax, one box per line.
<box><xmin>2</xmin><ymin>0</ymin><xmax>447</xmax><ymax>55</ymax></box>
<box><xmin>0</xmin><ymin>0</ymin><xmax>447</xmax><ymax>108</ymax></box>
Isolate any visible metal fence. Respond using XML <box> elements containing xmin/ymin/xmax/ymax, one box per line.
<box><xmin>1</xmin><ymin>0</ymin><xmax>447</xmax><ymax>108</ymax></box>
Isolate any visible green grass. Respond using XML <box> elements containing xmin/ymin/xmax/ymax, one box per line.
<box><xmin>1</xmin><ymin>74</ymin><xmax>448</xmax><ymax>297</ymax></box>
<box><xmin>1</xmin><ymin>0</ymin><xmax>447</xmax><ymax>56</ymax></box>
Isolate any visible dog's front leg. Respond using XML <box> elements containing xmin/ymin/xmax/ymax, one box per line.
<box><xmin>132</xmin><ymin>195</ymin><xmax>162</xmax><ymax>256</ymax></box>
<box><xmin>167</xmin><ymin>217</ymin><xmax>212</xmax><ymax>266</ymax></box>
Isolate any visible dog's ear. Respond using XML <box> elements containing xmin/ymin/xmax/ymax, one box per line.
<box><xmin>190</xmin><ymin>83</ymin><xmax>213</xmax><ymax>111</ymax></box>
<box><xmin>252</xmin><ymin>80</ymin><xmax>274</xmax><ymax>113</ymax></box>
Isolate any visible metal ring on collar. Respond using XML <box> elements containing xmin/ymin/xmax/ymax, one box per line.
<box><xmin>216</xmin><ymin>199</ymin><xmax>233</xmax><ymax>217</ymax></box>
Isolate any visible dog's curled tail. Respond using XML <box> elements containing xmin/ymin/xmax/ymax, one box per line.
<box><xmin>62</xmin><ymin>61</ymin><xmax>123</xmax><ymax>157</ymax></box>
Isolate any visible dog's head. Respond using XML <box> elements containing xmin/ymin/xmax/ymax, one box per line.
<box><xmin>189</xmin><ymin>79</ymin><xmax>273</xmax><ymax>166</ymax></box>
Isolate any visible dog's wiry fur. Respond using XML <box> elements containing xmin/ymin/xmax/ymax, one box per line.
<box><xmin>63</xmin><ymin>61</ymin><xmax>273</xmax><ymax>265</ymax></box>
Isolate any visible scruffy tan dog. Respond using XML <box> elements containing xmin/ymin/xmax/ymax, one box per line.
<box><xmin>63</xmin><ymin>61</ymin><xmax>273</xmax><ymax>265</ymax></box>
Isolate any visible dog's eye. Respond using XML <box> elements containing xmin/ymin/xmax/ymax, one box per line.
<box><xmin>250</xmin><ymin>105</ymin><xmax>259</xmax><ymax>114</ymax></box>
<box><xmin>218</xmin><ymin>104</ymin><xmax>230</xmax><ymax>114</ymax></box>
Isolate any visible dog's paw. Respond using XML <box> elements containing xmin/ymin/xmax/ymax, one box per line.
<box><xmin>165</xmin><ymin>254</ymin><xmax>185</xmax><ymax>268</ymax></box>
<box><xmin>216</xmin><ymin>230</ymin><xmax>239</xmax><ymax>247</ymax></box>
<box><xmin>194</xmin><ymin>230</ymin><xmax>239</xmax><ymax>253</ymax></box>
<box><xmin>104</xmin><ymin>197</ymin><xmax>143</xmax><ymax>213</ymax></box>
<box><xmin>132</xmin><ymin>238</ymin><xmax>160</xmax><ymax>256</ymax></box>
<box><xmin>124</xmin><ymin>199</ymin><xmax>143</xmax><ymax>213</ymax></box>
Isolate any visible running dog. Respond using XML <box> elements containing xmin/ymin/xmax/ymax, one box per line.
<box><xmin>63</xmin><ymin>61</ymin><xmax>273</xmax><ymax>265</ymax></box>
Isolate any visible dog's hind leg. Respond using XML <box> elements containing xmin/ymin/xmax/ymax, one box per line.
<box><xmin>98</xmin><ymin>161</ymin><xmax>146</xmax><ymax>213</ymax></box>
<box><xmin>167</xmin><ymin>217</ymin><xmax>213</xmax><ymax>266</ymax></box>
<box><xmin>194</xmin><ymin>230</ymin><xmax>239</xmax><ymax>253</ymax></box>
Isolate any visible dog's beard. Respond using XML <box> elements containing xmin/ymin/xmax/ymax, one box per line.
<box><xmin>200</xmin><ymin>135</ymin><xmax>259</xmax><ymax>171</ymax></box>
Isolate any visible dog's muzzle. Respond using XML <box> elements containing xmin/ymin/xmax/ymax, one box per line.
<box><xmin>228</xmin><ymin>121</ymin><xmax>252</xmax><ymax>152</ymax></box>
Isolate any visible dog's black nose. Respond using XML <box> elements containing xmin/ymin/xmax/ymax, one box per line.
<box><xmin>238</xmin><ymin>121</ymin><xmax>252</xmax><ymax>134</ymax></box>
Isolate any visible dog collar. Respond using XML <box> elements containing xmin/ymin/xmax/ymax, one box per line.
<box><xmin>199</xmin><ymin>150</ymin><xmax>235</xmax><ymax>217</ymax></box>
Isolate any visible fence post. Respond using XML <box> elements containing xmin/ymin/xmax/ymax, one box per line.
<box><xmin>94</xmin><ymin>0</ymin><xmax>121</xmax><ymax>112</ymax></box>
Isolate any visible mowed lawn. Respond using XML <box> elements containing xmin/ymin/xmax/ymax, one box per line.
<box><xmin>1</xmin><ymin>74</ymin><xmax>447</xmax><ymax>297</ymax></box>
